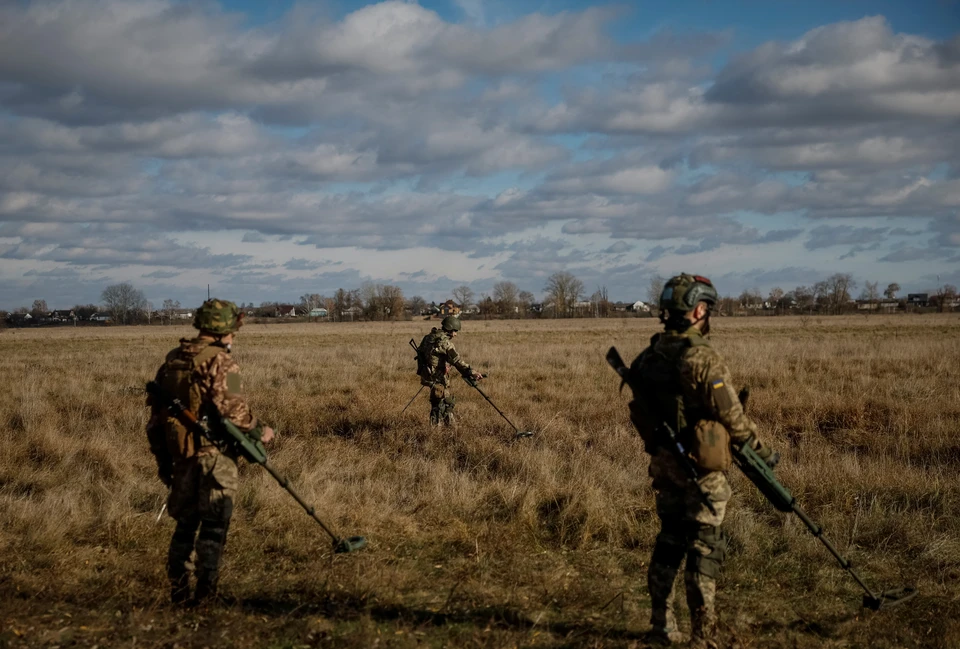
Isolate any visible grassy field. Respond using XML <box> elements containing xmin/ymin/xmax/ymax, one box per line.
<box><xmin>1</xmin><ymin>315</ymin><xmax>958</xmax><ymax>648</ymax></box>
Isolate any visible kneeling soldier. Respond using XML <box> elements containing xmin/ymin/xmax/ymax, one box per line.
<box><xmin>146</xmin><ymin>299</ymin><xmax>274</xmax><ymax>605</ymax></box>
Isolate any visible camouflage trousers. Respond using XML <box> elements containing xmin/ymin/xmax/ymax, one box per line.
<box><xmin>429</xmin><ymin>383</ymin><xmax>456</xmax><ymax>426</ymax></box>
<box><xmin>646</xmin><ymin>449</ymin><xmax>731</xmax><ymax>645</ymax></box>
<box><xmin>166</xmin><ymin>450</ymin><xmax>238</xmax><ymax>603</ymax></box>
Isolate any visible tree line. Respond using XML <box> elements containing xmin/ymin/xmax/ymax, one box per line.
<box><xmin>4</xmin><ymin>272</ymin><xmax>958</xmax><ymax>326</ymax></box>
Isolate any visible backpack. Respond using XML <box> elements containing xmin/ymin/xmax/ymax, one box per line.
<box><xmin>416</xmin><ymin>329</ymin><xmax>441</xmax><ymax>384</ymax></box>
<box><xmin>157</xmin><ymin>342</ymin><xmax>223</xmax><ymax>460</ymax></box>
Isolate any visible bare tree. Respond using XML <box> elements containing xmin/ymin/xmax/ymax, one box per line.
<box><xmin>767</xmin><ymin>287</ymin><xmax>784</xmax><ymax>313</ymax></box>
<box><xmin>935</xmin><ymin>283</ymin><xmax>958</xmax><ymax>313</ymax></box>
<box><xmin>161</xmin><ymin>298</ymin><xmax>180</xmax><ymax>325</ymax></box>
<box><xmin>299</xmin><ymin>293</ymin><xmax>325</xmax><ymax>315</ymax></box>
<box><xmin>647</xmin><ymin>275</ymin><xmax>665</xmax><ymax>307</ymax></box>
<box><xmin>544</xmin><ymin>272</ymin><xmax>584</xmax><ymax>318</ymax></box>
<box><xmin>451</xmin><ymin>285</ymin><xmax>474</xmax><ymax>310</ymax></box>
<box><xmin>591</xmin><ymin>286</ymin><xmax>611</xmax><ymax>317</ymax></box>
<box><xmin>793</xmin><ymin>286</ymin><xmax>813</xmax><ymax>313</ymax></box>
<box><xmin>493</xmin><ymin>281</ymin><xmax>519</xmax><ymax>316</ymax></box>
<box><xmin>518</xmin><ymin>290</ymin><xmax>534</xmax><ymax>315</ymax></box>
<box><xmin>826</xmin><ymin>273</ymin><xmax>856</xmax><ymax>314</ymax></box>
<box><xmin>406</xmin><ymin>295</ymin><xmax>427</xmax><ymax>317</ymax></box>
<box><xmin>379</xmin><ymin>284</ymin><xmax>405</xmax><ymax>320</ymax></box>
<box><xmin>860</xmin><ymin>281</ymin><xmax>880</xmax><ymax>312</ymax></box>
<box><xmin>101</xmin><ymin>283</ymin><xmax>148</xmax><ymax>325</ymax></box>
<box><xmin>884</xmin><ymin>282</ymin><xmax>901</xmax><ymax>300</ymax></box>
<box><xmin>31</xmin><ymin>299</ymin><xmax>48</xmax><ymax>316</ymax></box>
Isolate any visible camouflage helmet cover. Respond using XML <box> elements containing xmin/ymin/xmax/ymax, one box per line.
<box><xmin>660</xmin><ymin>274</ymin><xmax>719</xmax><ymax>312</ymax></box>
<box><xmin>441</xmin><ymin>315</ymin><xmax>462</xmax><ymax>332</ymax></box>
<box><xmin>193</xmin><ymin>298</ymin><xmax>242</xmax><ymax>334</ymax></box>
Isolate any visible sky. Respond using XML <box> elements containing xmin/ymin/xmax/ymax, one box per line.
<box><xmin>0</xmin><ymin>0</ymin><xmax>958</xmax><ymax>310</ymax></box>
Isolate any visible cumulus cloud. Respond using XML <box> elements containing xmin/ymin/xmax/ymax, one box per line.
<box><xmin>0</xmin><ymin>2</ymin><xmax>956</xmax><ymax>305</ymax></box>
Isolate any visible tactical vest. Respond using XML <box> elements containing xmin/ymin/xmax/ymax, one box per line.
<box><xmin>158</xmin><ymin>341</ymin><xmax>223</xmax><ymax>461</ymax></box>
<box><xmin>417</xmin><ymin>329</ymin><xmax>444</xmax><ymax>384</ymax></box>
<box><xmin>631</xmin><ymin>330</ymin><xmax>712</xmax><ymax>448</ymax></box>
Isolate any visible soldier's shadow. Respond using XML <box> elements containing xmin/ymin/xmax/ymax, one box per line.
<box><xmin>232</xmin><ymin>593</ymin><xmax>649</xmax><ymax>644</ymax></box>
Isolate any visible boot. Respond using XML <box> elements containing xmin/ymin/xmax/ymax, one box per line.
<box><xmin>192</xmin><ymin>575</ymin><xmax>219</xmax><ymax>606</ymax></box>
<box><xmin>169</xmin><ymin>573</ymin><xmax>190</xmax><ymax>605</ymax></box>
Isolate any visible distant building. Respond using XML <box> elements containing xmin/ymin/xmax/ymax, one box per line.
<box><xmin>439</xmin><ymin>300</ymin><xmax>461</xmax><ymax>316</ymax></box>
<box><xmin>631</xmin><ymin>300</ymin><xmax>650</xmax><ymax>312</ymax></box>
<box><xmin>907</xmin><ymin>293</ymin><xmax>929</xmax><ymax>307</ymax></box>
<box><xmin>308</xmin><ymin>307</ymin><xmax>328</xmax><ymax>317</ymax></box>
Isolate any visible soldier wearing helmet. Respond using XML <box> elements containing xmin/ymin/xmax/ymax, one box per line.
<box><xmin>145</xmin><ymin>298</ymin><xmax>274</xmax><ymax>605</ymax></box>
<box><xmin>415</xmin><ymin>315</ymin><xmax>484</xmax><ymax>426</ymax></box>
<box><xmin>626</xmin><ymin>274</ymin><xmax>778</xmax><ymax>648</ymax></box>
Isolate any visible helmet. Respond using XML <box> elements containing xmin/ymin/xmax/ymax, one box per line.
<box><xmin>660</xmin><ymin>274</ymin><xmax>718</xmax><ymax>312</ymax></box>
<box><xmin>441</xmin><ymin>315</ymin><xmax>461</xmax><ymax>332</ymax></box>
<box><xmin>193</xmin><ymin>298</ymin><xmax>242</xmax><ymax>334</ymax></box>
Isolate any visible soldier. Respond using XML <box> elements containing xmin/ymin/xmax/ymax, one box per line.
<box><xmin>626</xmin><ymin>274</ymin><xmax>779</xmax><ymax>648</ymax></box>
<box><xmin>146</xmin><ymin>299</ymin><xmax>274</xmax><ymax>605</ymax></box>
<box><xmin>416</xmin><ymin>315</ymin><xmax>484</xmax><ymax>426</ymax></box>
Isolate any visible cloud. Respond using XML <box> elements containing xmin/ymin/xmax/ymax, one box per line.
<box><xmin>805</xmin><ymin>224</ymin><xmax>889</xmax><ymax>249</ymax></box>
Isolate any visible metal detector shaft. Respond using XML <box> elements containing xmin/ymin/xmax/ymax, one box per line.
<box><xmin>260</xmin><ymin>459</ymin><xmax>339</xmax><ymax>544</ymax></box>
<box><xmin>465</xmin><ymin>376</ymin><xmax>522</xmax><ymax>433</ymax></box>
<box><xmin>402</xmin><ymin>385</ymin><xmax>425</xmax><ymax>413</ymax></box>
<box><xmin>791</xmin><ymin>502</ymin><xmax>877</xmax><ymax>601</ymax></box>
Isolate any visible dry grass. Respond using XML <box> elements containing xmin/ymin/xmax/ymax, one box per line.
<box><xmin>1</xmin><ymin>315</ymin><xmax>958</xmax><ymax>648</ymax></box>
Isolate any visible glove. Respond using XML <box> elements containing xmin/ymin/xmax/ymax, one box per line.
<box><xmin>755</xmin><ymin>444</ymin><xmax>780</xmax><ymax>469</ymax></box>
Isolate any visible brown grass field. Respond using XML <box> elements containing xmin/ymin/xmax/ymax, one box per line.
<box><xmin>1</xmin><ymin>315</ymin><xmax>958</xmax><ymax>649</ymax></box>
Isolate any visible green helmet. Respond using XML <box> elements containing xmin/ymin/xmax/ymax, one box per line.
<box><xmin>660</xmin><ymin>274</ymin><xmax>718</xmax><ymax>312</ymax></box>
<box><xmin>193</xmin><ymin>298</ymin><xmax>242</xmax><ymax>334</ymax></box>
<box><xmin>441</xmin><ymin>315</ymin><xmax>461</xmax><ymax>332</ymax></box>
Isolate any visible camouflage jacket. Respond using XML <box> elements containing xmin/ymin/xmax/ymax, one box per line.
<box><xmin>147</xmin><ymin>338</ymin><xmax>262</xmax><ymax>469</ymax></box>
<box><xmin>419</xmin><ymin>328</ymin><xmax>472</xmax><ymax>386</ymax></box>
<box><xmin>630</xmin><ymin>328</ymin><xmax>759</xmax><ymax>448</ymax></box>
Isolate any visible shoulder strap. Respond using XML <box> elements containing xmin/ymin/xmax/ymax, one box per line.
<box><xmin>191</xmin><ymin>342</ymin><xmax>225</xmax><ymax>369</ymax></box>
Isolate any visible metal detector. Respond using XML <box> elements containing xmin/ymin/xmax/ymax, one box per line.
<box><xmin>463</xmin><ymin>373</ymin><xmax>534</xmax><ymax>439</ymax></box>
<box><xmin>146</xmin><ymin>381</ymin><xmax>367</xmax><ymax>555</ymax></box>
<box><xmin>735</xmin><ymin>388</ymin><xmax>915</xmax><ymax>610</ymax></box>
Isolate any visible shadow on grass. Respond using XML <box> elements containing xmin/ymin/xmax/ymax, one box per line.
<box><xmin>233</xmin><ymin>593</ymin><xmax>650</xmax><ymax>643</ymax></box>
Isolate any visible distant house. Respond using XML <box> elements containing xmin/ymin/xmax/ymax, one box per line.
<box><xmin>907</xmin><ymin>293</ymin><xmax>929</xmax><ymax>307</ymax></box>
<box><xmin>91</xmin><ymin>313</ymin><xmax>110</xmax><ymax>322</ymax></box>
<box><xmin>50</xmin><ymin>309</ymin><xmax>76</xmax><ymax>321</ymax></box>
<box><xmin>308</xmin><ymin>307</ymin><xmax>328</xmax><ymax>318</ymax></box>
<box><xmin>439</xmin><ymin>300</ymin><xmax>461</xmax><ymax>316</ymax></box>
<box><xmin>173</xmin><ymin>309</ymin><xmax>193</xmax><ymax>320</ymax></box>
<box><xmin>630</xmin><ymin>300</ymin><xmax>650</xmax><ymax>312</ymax></box>
<box><xmin>274</xmin><ymin>304</ymin><xmax>297</xmax><ymax>317</ymax></box>
<box><xmin>461</xmin><ymin>303</ymin><xmax>480</xmax><ymax>315</ymax></box>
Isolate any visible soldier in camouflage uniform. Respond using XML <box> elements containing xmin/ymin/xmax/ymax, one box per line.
<box><xmin>146</xmin><ymin>299</ymin><xmax>274</xmax><ymax>605</ymax></box>
<box><xmin>626</xmin><ymin>274</ymin><xmax>779</xmax><ymax>648</ymax></box>
<box><xmin>417</xmin><ymin>315</ymin><xmax>484</xmax><ymax>426</ymax></box>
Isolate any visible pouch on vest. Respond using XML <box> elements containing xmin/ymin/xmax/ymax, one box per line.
<box><xmin>690</xmin><ymin>419</ymin><xmax>732</xmax><ymax>472</ymax></box>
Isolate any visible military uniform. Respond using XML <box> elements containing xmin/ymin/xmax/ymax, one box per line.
<box><xmin>417</xmin><ymin>319</ymin><xmax>474</xmax><ymax>426</ymax></box>
<box><xmin>146</xmin><ymin>300</ymin><xmax>267</xmax><ymax>604</ymax></box>
<box><xmin>626</xmin><ymin>275</ymin><xmax>776</xmax><ymax>647</ymax></box>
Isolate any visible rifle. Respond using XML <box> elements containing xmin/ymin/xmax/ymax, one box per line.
<box><xmin>605</xmin><ymin>346</ymin><xmax>716</xmax><ymax>515</ymax></box>
<box><xmin>732</xmin><ymin>388</ymin><xmax>915</xmax><ymax>610</ymax></box>
<box><xmin>145</xmin><ymin>381</ymin><xmax>367</xmax><ymax>554</ymax></box>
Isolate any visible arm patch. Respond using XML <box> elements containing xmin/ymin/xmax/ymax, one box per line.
<box><xmin>227</xmin><ymin>372</ymin><xmax>243</xmax><ymax>395</ymax></box>
<box><xmin>712</xmin><ymin>379</ymin><xmax>735</xmax><ymax>411</ymax></box>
